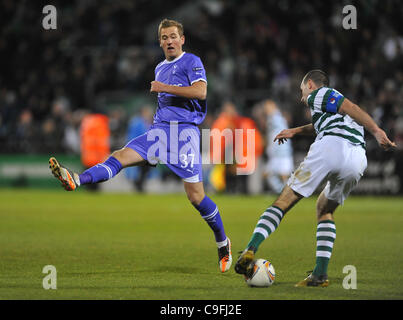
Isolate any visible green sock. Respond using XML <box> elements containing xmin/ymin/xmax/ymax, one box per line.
<box><xmin>246</xmin><ymin>206</ymin><xmax>284</xmax><ymax>252</ymax></box>
<box><xmin>313</xmin><ymin>220</ymin><xmax>336</xmax><ymax>276</ymax></box>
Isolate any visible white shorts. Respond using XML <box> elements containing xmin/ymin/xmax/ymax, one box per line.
<box><xmin>287</xmin><ymin>136</ymin><xmax>367</xmax><ymax>204</ymax></box>
<box><xmin>266</xmin><ymin>157</ymin><xmax>294</xmax><ymax>176</ymax></box>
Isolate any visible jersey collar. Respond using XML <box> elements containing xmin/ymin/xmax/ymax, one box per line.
<box><xmin>162</xmin><ymin>51</ymin><xmax>186</xmax><ymax>65</ymax></box>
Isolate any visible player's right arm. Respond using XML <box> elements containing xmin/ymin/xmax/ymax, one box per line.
<box><xmin>150</xmin><ymin>80</ymin><xmax>206</xmax><ymax>100</ymax></box>
<box><xmin>339</xmin><ymin>98</ymin><xmax>397</xmax><ymax>150</ymax></box>
<box><xmin>274</xmin><ymin>124</ymin><xmax>315</xmax><ymax>145</ymax></box>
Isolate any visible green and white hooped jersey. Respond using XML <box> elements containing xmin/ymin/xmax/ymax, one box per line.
<box><xmin>307</xmin><ymin>87</ymin><xmax>365</xmax><ymax>149</ymax></box>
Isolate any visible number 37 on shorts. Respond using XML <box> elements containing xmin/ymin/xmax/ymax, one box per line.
<box><xmin>180</xmin><ymin>153</ymin><xmax>195</xmax><ymax>169</ymax></box>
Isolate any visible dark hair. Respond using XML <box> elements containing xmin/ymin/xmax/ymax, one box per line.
<box><xmin>302</xmin><ymin>70</ymin><xmax>329</xmax><ymax>87</ymax></box>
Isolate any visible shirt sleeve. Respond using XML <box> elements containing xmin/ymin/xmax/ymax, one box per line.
<box><xmin>308</xmin><ymin>88</ymin><xmax>345</xmax><ymax>114</ymax></box>
<box><xmin>186</xmin><ymin>56</ymin><xmax>207</xmax><ymax>85</ymax></box>
<box><xmin>321</xmin><ymin>89</ymin><xmax>345</xmax><ymax>114</ymax></box>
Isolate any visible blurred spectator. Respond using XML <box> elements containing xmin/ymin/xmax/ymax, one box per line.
<box><xmin>236</xmin><ymin>112</ymin><xmax>264</xmax><ymax>193</ymax></box>
<box><xmin>63</xmin><ymin>110</ymin><xmax>87</xmax><ymax>154</ymax></box>
<box><xmin>210</xmin><ymin>101</ymin><xmax>239</xmax><ymax>193</ymax></box>
<box><xmin>210</xmin><ymin>101</ymin><xmax>263</xmax><ymax>194</ymax></box>
<box><xmin>260</xmin><ymin>99</ymin><xmax>294</xmax><ymax>194</ymax></box>
<box><xmin>80</xmin><ymin>113</ymin><xmax>110</xmax><ymax>191</ymax></box>
<box><xmin>124</xmin><ymin>105</ymin><xmax>154</xmax><ymax>192</ymax></box>
<box><xmin>15</xmin><ymin>109</ymin><xmax>36</xmax><ymax>153</ymax></box>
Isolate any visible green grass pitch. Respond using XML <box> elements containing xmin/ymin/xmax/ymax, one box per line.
<box><xmin>0</xmin><ymin>189</ymin><xmax>402</xmax><ymax>300</ymax></box>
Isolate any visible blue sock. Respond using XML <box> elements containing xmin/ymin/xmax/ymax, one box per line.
<box><xmin>194</xmin><ymin>196</ymin><xmax>227</xmax><ymax>244</ymax></box>
<box><xmin>79</xmin><ymin>156</ymin><xmax>123</xmax><ymax>185</ymax></box>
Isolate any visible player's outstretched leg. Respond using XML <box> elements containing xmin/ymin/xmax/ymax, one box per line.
<box><xmin>235</xmin><ymin>185</ymin><xmax>302</xmax><ymax>275</ymax></box>
<box><xmin>234</xmin><ymin>205</ymin><xmax>284</xmax><ymax>276</ymax></box>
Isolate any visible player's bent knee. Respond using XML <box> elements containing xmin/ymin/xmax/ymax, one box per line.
<box><xmin>186</xmin><ymin>192</ymin><xmax>204</xmax><ymax>206</ymax></box>
<box><xmin>111</xmin><ymin>148</ymin><xmax>145</xmax><ymax>168</ymax></box>
<box><xmin>110</xmin><ymin>149</ymin><xmax>127</xmax><ymax>166</ymax></box>
<box><xmin>186</xmin><ymin>190</ymin><xmax>205</xmax><ymax>206</ymax></box>
<box><xmin>316</xmin><ymin>200</ymin><xmax>338</xmax><ymax>220</ymax></box>
<box><xmin>186</xmin><ymin>187</ymin><xmax>205</xmax><ymax>205</ymax></box>
<box><xmin>110</xmin><ymin>149</ymin><xmax>123</xmax><ymax>159</ymax></box>
<box><xmin>184</xmin><ymin>182</ymin><xmax>205</xmax><ymax>206</ymax></box>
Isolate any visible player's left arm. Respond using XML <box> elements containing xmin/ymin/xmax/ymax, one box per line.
<box><xmin>339</xmin><ymin>98</ymin><xmax>397</xmax><ymax>150</ymax></box>
<box><xmin>150</xmin><ymin>80</ymin><xmax>207</xmax><ymax>100</ymax></box>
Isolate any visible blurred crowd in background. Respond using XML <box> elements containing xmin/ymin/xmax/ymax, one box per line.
<box><xmin>0</xmin><ymin>0</ymin><xmax>402</xmax><ymax>192</ymax></box>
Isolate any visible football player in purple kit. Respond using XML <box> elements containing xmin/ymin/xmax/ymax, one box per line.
<box><xmin>49</xmin><ymin>19</ymin><xmax>232</xmax><ymax>273</ymax></box>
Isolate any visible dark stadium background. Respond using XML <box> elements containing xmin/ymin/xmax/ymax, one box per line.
<box><xmin>0</xmin><ymin>0</ymin><xmax>402</xmax><ymax>195</ymax></box>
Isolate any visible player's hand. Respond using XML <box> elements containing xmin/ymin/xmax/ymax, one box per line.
<box><xmin>373</xmin><ymin>129</ymin><xmax>397</xmax><ymax>151</ymax></box>
<box><xmin>150</xmin><ymin>81</ymin><xmax>168</xmax><ymax>93</ymax></box>
<box><xmin>273</xmin><ymin>129</ymin><xmax>296</xmax><ymax>145</ymax></box>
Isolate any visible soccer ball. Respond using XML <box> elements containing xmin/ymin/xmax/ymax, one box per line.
<box><xmin>245</xmin><ymin>259</ymin><xmax>275</xmax><ymax>287</ymax></box>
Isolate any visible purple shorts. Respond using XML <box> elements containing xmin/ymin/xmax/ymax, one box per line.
<box><xmin>125</xmin><ymin>122</ymin><xmax>203</xmax><ymax>183</ymax></box>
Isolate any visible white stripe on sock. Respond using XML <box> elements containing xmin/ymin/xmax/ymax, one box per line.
<box><xmin>254</xmin><ymin>227</ymin><xmax>269</xmax><ymax>239</ymax></box>
<box><xmin>317</xmin><ymin>240</ymin><xmax>334</xmax><ymax>248</ymax></box>
<box><xmin>269</xmin><ymin>206</ymin><xmax>283</xmax><ymax>219</ymax></box>
<box><xmin>258</xmin><ymin>218</ymin><xmax>276</xmax><ymax>234</ymax></box>
<box><xmin>316</xmin><ymin>251</ymin><xmax>332</xmax><ymax>258</ymax></box>
<box><xmin>99</xmin><ymin>163</ymin><xmax>112</xmax><ymax>179</ymax></box>
<box><xmin>317</xmin><ymin>231</ymin><xmax>336</xmax><ymax>238</ymax></box>
<box><xmin>203</xmin><ymin>206</ymin><xmax>218</xmax><ymax>221</ymax></box>
<box><xmin>318</xmin><ymin>222</ymin><xmax>336</xmax><ymax>230</ymax></box>
<box><xmin>262</xmin><ymin>211</ymin><xmax>281</xmax><ymax>227</ymax></box>
<box><xmin>216</xmin><ymin>237</ymin><xmax>228</xmax><ymax>248</ymax></box>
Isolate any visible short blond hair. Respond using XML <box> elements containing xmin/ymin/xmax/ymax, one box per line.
<box><xmin>158</xmin><ymin>18</ymin><xmax>184</xmax><ymax>39</ymax></box>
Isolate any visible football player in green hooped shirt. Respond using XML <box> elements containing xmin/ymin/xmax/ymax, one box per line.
<box><xmin>235</xmin><ymin>69</ymin><xmax>396</xmax><ymax>287</ymax></box>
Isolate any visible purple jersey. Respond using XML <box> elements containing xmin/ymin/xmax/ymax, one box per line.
<box><xmin>153</xmin><ymin>52</ymin><xmax>207</xmax><ymax>125</ymax></box>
